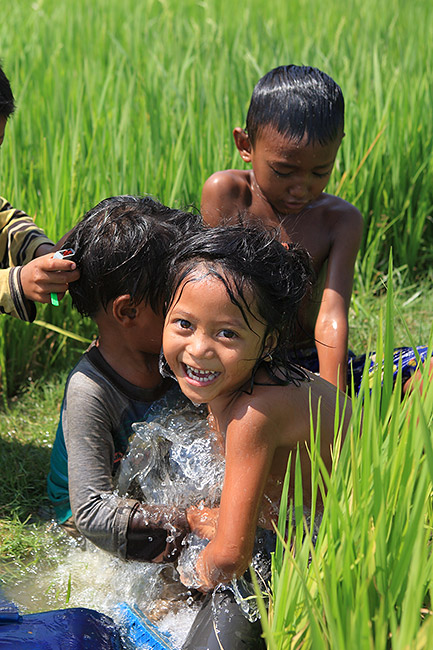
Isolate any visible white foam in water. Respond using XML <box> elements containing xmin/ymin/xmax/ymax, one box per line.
<box><xmin>3</xmin><ymin>388</ymin><xmax>224</xmax><ymax>648</ymax></box>
<box><xmin>4</xmin><ymin>530</ymin><xmax>200</xmax><ymax>648</ymax></box>
<box><xmin>5</xmin><ymin>388</ymin><xmax>271</xmax><ymax>645</ymax></box>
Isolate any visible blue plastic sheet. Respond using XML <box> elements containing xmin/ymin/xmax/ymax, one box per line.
<box><xmin>0</xmin><ymin>604</ymin><xmax>122</xmax><ymax>649</ymax></box>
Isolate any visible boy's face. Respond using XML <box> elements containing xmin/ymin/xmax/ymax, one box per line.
<box><xmin>133</xmin><ymin>301</ymin><xmax>164</xmax><ymax>355</ymax></box>
<box><xmin>237</xmin><ymin>126</ymin><xmax>342</xmax><ymax>216</ymax></box>
<box><xmin>0</xmin><ymin>115</ymin><xmax>7</xmax><ymax>147</ymax></box>
<box><xmin>101</xmin><ymin>296</ymin><xmax>164</xmax><ymax>356</ymax></box>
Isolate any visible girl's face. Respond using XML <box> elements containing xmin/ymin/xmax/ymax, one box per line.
<box><xmin>163</xmin><ymin>270</ymin><xmax>270</xmax><ymax>406</ymax></box>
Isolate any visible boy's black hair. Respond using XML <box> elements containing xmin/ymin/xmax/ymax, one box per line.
<box><xmin>163</xmin><ymin>223</ymin><xmax>314</xmax><ymax>387</ymax></box>
<box><xmin>0</xmin><ymin>62</ymin><xmax>15</xmax><ymax>119</ymax></box>
<box><xmin>246</xmin><ymin>65</ymin><xmax>344</xmax><ymax>147</ymax></box>
<box><xmin>66</xmin><ymin>195</ymin><xmax>202</xmax><ymax>318</ymax></box>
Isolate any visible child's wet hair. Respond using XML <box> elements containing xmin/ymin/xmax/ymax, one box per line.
<box><xmin>246</xmin><ymin>64</ymin><xmax>344</xmax><ymax>147</ymax></box>
<box><xmin>66</xmin><ymin>195</ymin><xmax>201</xmax><ymax>318</ymax></box>
<box><xmin>165</xmin><ymin>224</ymin><xmax>314</xmax><ymax>384</ymax></box>
<box><xmin>0</xmin><ymin>62</ymin><xmax>15</xmax><ymax>119</ymax></box>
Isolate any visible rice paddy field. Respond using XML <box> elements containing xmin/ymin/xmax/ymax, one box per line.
<box><xmin>1</xmin><ymin>0</ymin><xmax>433</xmax><ymax>647</ymax></box>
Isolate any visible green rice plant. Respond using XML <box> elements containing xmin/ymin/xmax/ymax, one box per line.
<box><xmin>255</xmin><ymin>274</ymin><xmax>433</xmax><ymax>648</ymax></box>
<box><xmin>0</xmin><ymin>0</ymin><xmax>432</xmax><ymax>394</ymax></box>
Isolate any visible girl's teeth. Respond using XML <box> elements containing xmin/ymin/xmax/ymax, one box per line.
<box><xmin>185</xmin><ymin>365</ymin><xmax>219</xmax><ymax>382</ymax></box>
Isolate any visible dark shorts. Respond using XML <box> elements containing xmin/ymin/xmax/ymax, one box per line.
<box><xmin>182</xmin><ymin>529</ymin><xmax>276</xmax><ymax>650</ymax></box>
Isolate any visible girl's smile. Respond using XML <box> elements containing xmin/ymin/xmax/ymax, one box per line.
<box><xmin>163</xmin><ymin>270</ymin><xmax>270</xmax><ymax>406</ymax></box>
<box><xmin>183</xmin><ymin>363</ymin><xmax>221</xmax><ymax>385</ymax></box>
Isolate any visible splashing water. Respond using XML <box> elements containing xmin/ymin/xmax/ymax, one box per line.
<box><xmin>3</xmin><ymin>527</ymin><xmax>200</xmax><ymax>648</ymax></box>
<box><xmin>3</xmin><ymin>386</ymin><xmax>272</xmax><ymax>646</ymax></box>
<box><xmin>3</xmin><ymin>388</ymin><xmax>224</xmax><ymax>648</ymax></box>
<box><xmin>118</xmin><ymin>387</ymin><xmax>225</xmax><ymax>509</ymax></box>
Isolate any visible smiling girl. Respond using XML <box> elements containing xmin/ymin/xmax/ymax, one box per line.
<box><xmin>162</xmin><ymin>224</ymin><xmax>351</xmax><ymax>649</ymax></box>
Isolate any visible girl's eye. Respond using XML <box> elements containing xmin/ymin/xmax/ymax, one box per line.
<box><xmin>218</xmin><ymin>329</ymin><xmax>237</xmax><ymax>340</ymax></box>
<box><xmin>177</xmin><ymin>319</ymin><xmax>191</xmax><ymax>329</ymax></box>
<box><xmin>313</xmin><ymin>170</ymin><xmax>332</xmax><ymax>178</ymax></box>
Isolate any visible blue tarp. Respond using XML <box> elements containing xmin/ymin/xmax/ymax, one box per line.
<box><xmin>0</xmin><ymin>598</ymin><xmax>122</xmax><ymax>650</ymax></box>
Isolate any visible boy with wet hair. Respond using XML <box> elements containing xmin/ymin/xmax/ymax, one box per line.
<box><xmin>201</xmin><ymin>64</ymin><xmax>364</xmax><ymax>391</ymax></box>
<box><xmin>47</xmin><ymin>195</ymin><xmax>202</xmax><ymax>561</ymax></box>
<box><xmin>0</xmin><ymin>62</ymin><xmax>78</xmax><ymax>320</ymax></box>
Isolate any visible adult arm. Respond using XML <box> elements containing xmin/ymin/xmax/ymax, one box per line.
<box><xmin>315</xmin><ymin>204</ymin><xmax>363</xmax><ymax>391</ymax></box>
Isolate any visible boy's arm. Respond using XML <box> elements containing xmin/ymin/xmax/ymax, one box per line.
<box><xmin>20</xmin><ymin>252</ymin><xmax>79</xmax><ymax>304</ymax></box>
<box><xmin>315</xmin><ymin>205</ymin><xmax>363</xmax><ymax>390</ymax></box>
<box><xmin>64</xmin><ymin>372</ymin><xmax>187</xmax><ymax>561</ymax></box>
<box><xmin>0</xmin><ymin>197</ymin><xmax>54</xmax><ymax>266</ymax></box>
<box><xmin>201</xmin><ymin>171</ymin><xmax>245</xmax><ymax>226</ymax></box>
<box><xmin>190</xmin><ymin>406</ymin><xmax>275</xmax><ymax>591</ymax></box>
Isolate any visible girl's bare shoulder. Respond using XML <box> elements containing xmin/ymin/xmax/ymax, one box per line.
<box><xmin>230</xmin><ymin>369</ymin><xmax>350</xmax><ymax>432</ymax></box>
<box><xmin>229</xmin><ymin>371</ymin><xmax>313</xmax><ymax>426</ymax></box>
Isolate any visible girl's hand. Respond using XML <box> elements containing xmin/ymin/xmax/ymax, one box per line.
<box><xmin>177</xmin><ymin>546</ymin><xmax>216</xmax><ymax>593</ymax></box>
<box><xmin>186</xmin><ymin>504</ymin><xmax>219</xmax><ymax>540</ymax></box>
<box><xmin>193</xmin><ymin>550</ymin><xmax>217</xmax><ymax>592</ymax></box>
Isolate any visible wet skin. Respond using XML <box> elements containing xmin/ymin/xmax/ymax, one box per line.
<box><xmin>236</xmin><ymin>126</ymin><xmax>341</xmax><ymax>217</ymax></box>
<box><xmin>163</xmin><ymin>271</ymin><xmax>351</xmax><ymax>590</ymax></box>
<box><xmin>201</xmin><ymin>126</ymin><xmax>364</xmax><ymax>391</ymax></box>
<box><xmin>163</xmin><ymin>268</ymin><xmax>271</xmax><ymax>412</ymax></box>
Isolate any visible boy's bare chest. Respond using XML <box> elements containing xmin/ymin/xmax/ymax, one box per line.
<box><xmin>245</xmin><ymin>194</ymin><xmax>332</xmax><ymax>273</ymax></box>
<box><xmin>279</xmin><ymin>221</ymin><xmax>330</xmax><ymax>272</ymax></box>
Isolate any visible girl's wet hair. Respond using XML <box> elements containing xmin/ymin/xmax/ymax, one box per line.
<box><xmin>246</xmin><ymin>64</ymin><xmax>344</xmax><ymax>147</ymax></box>
<box><xmin>66</xmin><ymin>195</ymin><xmax>201</xmax><ymax>318</ymax></box>
<box><xmin>164</xmin><ymin>223</ymin><xmax>314</xmax><ymax>387</ymax></box>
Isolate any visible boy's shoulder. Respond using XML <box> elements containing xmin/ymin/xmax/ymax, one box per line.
<box><xmin>305</xmin><ymin>192</ymin><xmax>364</xmax><ymax>246</ymax></box>
<box><xmin>201</xmin><ymin>169</ymin><xmax>253</xmax><ymax>225</ymax></box>
<box><xmin>311</xmin><ymin>192</ymin><xmax>363</xmax><ymax>225</ymax></box>
<box><xmin>65</xmin><ymin>347</ymin><xmax>111</xmax><ymax>396</ymax></box>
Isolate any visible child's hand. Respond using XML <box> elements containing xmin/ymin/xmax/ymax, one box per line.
<box><xmin>186</xmin><ymin>504</ymin><xmax>219</xmax><ymax>541</ymax></box>
<box><xmin>177</xmin><ymin>545</ymin><xmax>215</xmax><ymax>593</ymax></box>
<box><xmin>20</xmin><ymin>252</ymin><xmax>80</xmax><ymax>303</ymax></box>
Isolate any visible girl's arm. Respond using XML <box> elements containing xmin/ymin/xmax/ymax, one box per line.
<box><xmin>193</xmin><ymin>404</ymin><xmax>277</xmax><ymax>591</ymax></box>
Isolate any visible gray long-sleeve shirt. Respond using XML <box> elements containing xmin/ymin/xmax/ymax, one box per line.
<box><xmin>47</xmin><ymin>345</ymin><xmax>178</xmax><ymax>558</ymax></box>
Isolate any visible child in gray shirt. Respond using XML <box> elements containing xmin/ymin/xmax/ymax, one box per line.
<box><xmin>47</xmin><ymin>195</ymin><xmax>201</xmax><ymax>562</ymax></box>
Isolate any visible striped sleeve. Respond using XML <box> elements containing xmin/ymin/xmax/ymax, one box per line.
<box><xmin>0</xmin><ymin>196</ymin><xmax>53</xmax><ymax>321</ymax></box>
<box><xmin>0</xmin><ymin>196</ymin><xmax>54</xmax><ymax>267</ymax></box>
<box><xmin>0</xmin><ymin>266</ymin><xmax>36</xmax><ymax>321</ymax></box>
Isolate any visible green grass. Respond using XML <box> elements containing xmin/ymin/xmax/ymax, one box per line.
<box><xmin>255</xmin><ymin>278</ymin><xmax>433</xmax><ymax>648</ymax></box>
<box><xmin>1</xmin><ymin>0</ymin><xmax>433</xmax><ymax>394</ymax></box>
<box><xmin>0</xmin><ymin>372</ymin><xmax>67</xmax><ymax>567</ymax></box>
<box><xmin>0</xmin><ymin>0</ymin><xmax>432</xmax><ymax>645</ymax></box>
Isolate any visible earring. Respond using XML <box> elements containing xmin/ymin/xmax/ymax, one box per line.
<box><xmin>263</xmin><ymin>351</ymin><xmax>273</xmax><ymax>363</ymax></box>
